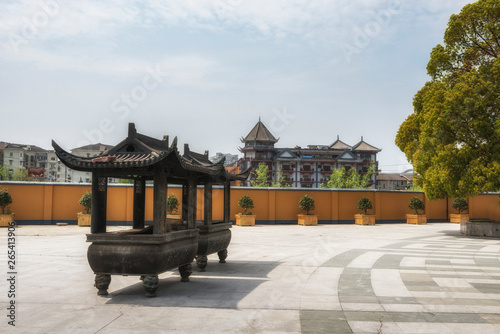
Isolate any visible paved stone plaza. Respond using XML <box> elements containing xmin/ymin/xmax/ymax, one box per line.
<box><xmin>1</xmin><ymin>223</ymin><xmax>500</xmax><ymax>333</ymax></box>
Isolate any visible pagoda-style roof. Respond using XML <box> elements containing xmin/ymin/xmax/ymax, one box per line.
<box><xmin>53</xmin><ymin>123</ymin><xmax>250</xmax><ymax>184</ymax></box>
<box><xmin>329</xmin><ymin>136</ymin><xmax>352</xmax><ymax>151</ymax></box>
<box><xmin>352</xmin><ymin>137</ymin><xmax>381</xmax><ymax>152</ymax></box>
<box><xmin>241</xmin><ymin>118</ymin><xmax>278</xmax><ymax>144</ymax></box>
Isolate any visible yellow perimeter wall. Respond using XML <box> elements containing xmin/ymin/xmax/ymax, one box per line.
<box><xmin>1</xmin><ymin>182</ymin><xmax>498</xmax><ymax>224</ymax></box>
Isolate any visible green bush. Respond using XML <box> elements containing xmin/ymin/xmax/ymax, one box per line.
<box><xmin>238</xmin><ymin>195</ymin><xmax>254</xmax><ymax>215</ymax></box>
<box><xmin>409</xmin><ymin>197</ymin><xmax>425</xmax><ymax>214</ymax></box>
<box><xmin>166</xmin><ymin>194</ymin><xmax>180</xmax><ymax>215</ymax></box>
<box><xmin>78</xmin><ymin>192</ymin><xmax>92</xmax><ymax>214</ymax></box>
<box><xmin>357</xmin><ymin>197</ymin><xmax>373</xmax><ymax>215</ymax></box>
<box><xmin>0</xmin><ymin>188</ymin><xmax>13</xmax><ymax>214</ymax></box>
<box><xmin>299</xmin><ymin>194</ymin><xmax>315</xmax><ymax>215</ymax></box>
<box><xmin>452</xmin><ymin>198</ymin><xmax>468</xmax><ymax>213</ymax></box>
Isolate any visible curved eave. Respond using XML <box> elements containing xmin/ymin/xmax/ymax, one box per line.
<box><xmin>52</xmin><ymin>140</ymin><xmax>169</xmax><ymax>171</ymax></box>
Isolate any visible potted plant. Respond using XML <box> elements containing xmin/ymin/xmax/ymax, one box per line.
<box><xmin>406</xmin><ymin>196</ymin><xmax>426</xmax><ymax>224</ymax></box>
<box><xmin>235</xmin><ymin>195</ymin><xmax>255</xmax><ymax>226</ymax></box>
<box><xmin>450</xmin><ymin>198</ymin><xmax>469</xmax><ymax>223</ymax></box>
<box><xmin>0</xmin><ymin>188</ymin><xmax>14</xmax><ymax>227</ymax></box>
<box><xmin>166</xmin><ymin>194</ymin><xmax>181</xmax><ymax>219</ymax></box>
<box><xmin>354</xmin><ymin>197</ymin><xmax>375</xmax><ymax>225</ymax></box>
<box><xmin>77</xmin><ymin>191</ymin><xmax>92</xmax><ymax>227</ymax></box>
<box><xmin>298</xmin><ymin>194</ymin><xmax>317</xmax><ymax>226</ymax></box>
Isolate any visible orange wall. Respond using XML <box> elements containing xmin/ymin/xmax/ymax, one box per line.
<box><xmin>0</xmin><ymin>182</ymin><xmax>498</xmax><ymax>224</ymax></box>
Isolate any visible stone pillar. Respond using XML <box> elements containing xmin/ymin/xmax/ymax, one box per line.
<box><xmin>204</xmin><ymin>182</ymin><xmax>213</xmax><ymax>226</ymax></box>
<box><xmin>91</xmin><ymin>172</ymin><xmax>107</xmax><ymax>234</ymax></box>
<box><xmin>153</xmin><ymin>166</ymin><xmax>168</xmax><ymax>234</ymax></box>
<box><xmin>223</xmin><ymin>182</ymin><xmax>230</xmax><ymax>223</ymax></box>
<box><xmin>133</xmin><ymin>178</ymin><xmax>146</xmax><ymax>229</ymax></box>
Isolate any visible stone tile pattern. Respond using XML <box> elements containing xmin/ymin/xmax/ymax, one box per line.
<box><xmin>302</xmin><ymin>235</ymin><xmax>500</xmax><ymax>333</ymax></box>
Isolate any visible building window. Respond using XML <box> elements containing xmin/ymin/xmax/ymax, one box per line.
<box><xmin>303</xmin><ymin>165</ymin><xmax>311</xmax><ymax>171</ymax></box>
<box><xmin>9</xmin><ymin>160</ymin><xmax>13</xmax><ymax>165</ymax></box>
<box><xmin>87</xmin><ymin>153</ymin><xmax>90</xmax><ymax>157</ymax></box>
<box><xmin>282</xmin><ymin>164</ymin><xmax>291</xmax><ymax>171</ymax></box>
<box><xmin>323</xmin><ymin>165</ymin><xmax>331</xmax><ymax>172</ymax></box>
<box><xmin>9</xmin><ymin>152</ymin><xmax>13</xmax><ymax>157</ymax></box>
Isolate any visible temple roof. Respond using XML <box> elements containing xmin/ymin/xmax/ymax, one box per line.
<box><xmin>352</xmin><ymin>137</ymin><xmax>381</xmax><ymax>152</ymax></box>
<box><xmin>329</xmin><ymin>137</ymin><xmax>352</xmax><ymax>150</ymax></box>
<box><xmin>241</xmin><ymin>119</ymin><xmax>278</xmax><ymax>144</ymax></box>
<box><xmin>53</xmin><ymin>123</ymin><xmax>250</xmax><ymax>183</ymax></box>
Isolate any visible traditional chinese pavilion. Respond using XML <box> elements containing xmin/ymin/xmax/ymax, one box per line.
<box><xmin>53</xmin><ymin>123</ymin><xmax>250</xmax><ymax>297</ymax></box>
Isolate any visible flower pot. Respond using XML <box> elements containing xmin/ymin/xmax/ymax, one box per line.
<box><xmin>354</xmin><ymin>214</ymin><xmax>375</xmax><ymax>225</ymax></box>
<box><xmin>235</xmin><ymin>214</ymin><xmax>256</xmax><ymax>226</ymax></box>
<box><xmin>298</xmin><ymin>214</ymin><xmax>317</xmax><ymax>226</ymax></box>
<box><xmin>406</xmin><ymin>214</ymin><xmax>427</xmax><ymax>225</ymax></box>
<box><xmin>77</xmin><ymin>213</ymin><xmax>91</xmax><ymax>227</ymax></box>
<box><xmin>0</xmin><ymin>214</ymin><xmax>14</xmax><ymax>227</ymax></box>
<box><xmin>450</xmin><ymin>213</ymin><xmax>469</xmax><ymax>224</ymax></box>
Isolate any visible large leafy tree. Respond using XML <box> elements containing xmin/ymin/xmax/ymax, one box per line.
<box><xmin>396</xmin><ymin>0</ymin><xmax>500</xmax><ymax>200</ymax></box>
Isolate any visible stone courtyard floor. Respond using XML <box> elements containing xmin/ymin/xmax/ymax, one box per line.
<box><xmin>1</xmin><ymin>223</ymin><xmax>500</xmax><ymax>333</ymax></box>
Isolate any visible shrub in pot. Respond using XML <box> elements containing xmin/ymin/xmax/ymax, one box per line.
<box><xmin>77</xmin><ymin>191</ymin><xmax>92</xmax><ymax>227</ymax></box>
<box><xmin>355</xmin><ymin>197</ymin><xmax>375</xmax><ymax>225</ymax></box>
<box><xmin>166</xmin><ymin>194</ymin><xmax>181</xmax><ymax>219</ymax></box>
<box><xmin>0</xmin><ymin>188</ymin><xmax>14</xmax><ymax>227</ymax></box>
<box><xmin>450</xmin><ymin>198</ymin><xmax>469</xmax><ymax>223</ymax></box>
<box><xmin>407</xmin><ymin>196</ymin><xmax>426</xmax><ymax>224</ymax></box>
<box><xmin>236</xmin><ymin>195</ymin><xmax>255</xmax><ymax>226</ymax></box>
<box><xmin>298</xmin><ymin>194</ymin><xmax>317</xmax><ymax>225</ymax></box>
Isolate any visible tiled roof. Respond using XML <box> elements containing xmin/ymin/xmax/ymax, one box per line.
<box><xmin>329</xmin><ymin>138</ymin><xmax>352</xmax><ymax>150</ymax></box>
<box><xmin>352</xmin><ymin>138</ymin><xmax>381</xmax><ymax>152</ymax></box>
<box><xmin>242</xmin><ymin>119</ymin><xmax>278</xmax><ymax>143</ymax></box>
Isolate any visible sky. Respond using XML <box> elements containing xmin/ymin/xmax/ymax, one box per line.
<box><xmin>0</xmin><ymin>0</ymin><xmax>474</xmax><ymax>173</ymax></box>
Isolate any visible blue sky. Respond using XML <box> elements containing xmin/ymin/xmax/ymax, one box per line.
<box><xmin>0</xmin><ymin>0</ymin><xmax>473</xmax><ymax>173</ymax></box>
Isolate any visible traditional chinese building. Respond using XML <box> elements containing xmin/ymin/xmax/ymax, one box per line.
<box><xmin>237</xmin><ymin>119</ymin><xmax>381</xmax><ymax>188</ymax></box>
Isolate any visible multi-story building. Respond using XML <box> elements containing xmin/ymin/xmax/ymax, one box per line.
<box><xmin>376</xmin><ymin>172</ymin><xmax>414</xmax><ymax>190</ymax></box>
<box><xmin>237</xmin><ymin>120</ymin><xmax>381</xmax><ymax>188</ymax></box>
<box><xmin>209</xmin><ymin>152</ymin><xmax>239</xmax><ymax>166</ymax></box>
<box><xmin>68</xmin><ymin>143</ymin><xmax>114</xmax><ymax>183</ymax></box>
<box><xmin>2</xmin><ymin>143</ymin><xmax>27</xmax><ymax>170</ymax></box>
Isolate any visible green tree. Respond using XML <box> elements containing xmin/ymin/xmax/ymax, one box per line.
<box><xmin>357</xmin><ymin>197</ymin><xmax>373</xmax><ymax>215</ymax></box>
<box><xmin>452</xmin><ymin>198</ymin><xmax>468</xmax><ymax>213</ymax></box>
<box><xmin>0</xmin><ymin>166</ymin><xmax>9</xmax><ymax>181</ymax></box>
<box><xmin>251</xmin><ymin>162</ymin><xmax>271</xmax><ymax>187</ymax></box>
<box><xmin>321</xmin><ymin>164</ymin><xmax>377</xmax><ymax>189</ymax></box>
<box><xmin>396</xmin><ymin>0</ymin><xmax>500</xmax><ymax>200</ymax></box>
<box><xmin>0</xmin><ymin>189</ymin><xmax>13</xmax><ymax>214</ymax></box>
<box><xmin>166</xmin><ymin>194</ymin><xmax>180</xmax><ymax>215</ymax></box>
<box><xmin>237</xmin><ymin>195</ymin><xmax>254</xmax><ymax>215</ymax></box>
<box><xmin>299</xmin><ymin>194</ymin><xmax>315</xmax><ymax>215</ymax></box>
<box><xmin>11</xmin><ymin>169</ymin><xmax>31</xmax><ymax>181</ymax></box>
<box><xmin>272</xmin><ymin>168</ymin><xmax>291</xmax><ymax>188</ymax></box>
<box><xmin>409</xmin><ymin>197</ymin><xmax>425</xmax><ymax>215</ymax></box>
<box><xmin>78</xmin><ymin>192</ymin><xmax>92</xmax><ymax>214</ymax></box>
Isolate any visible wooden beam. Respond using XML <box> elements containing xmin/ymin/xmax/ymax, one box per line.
<box><xmin>153</xmin><ymin>167</ymin><xmax>168</xmax><ymax>234</ymax></box>
<box><xmin>133</xmin><ymin>178</ymin><xmax>146</xmax><ymax>229</ymax></box>
<box><xmin>91</xmin><ymin>173</ymin><xmax>107</xmax><ymax>234</ymax></box>
<box><xmin>223</xmin><ymin>182</ymin><xmax>230</xmax><ymax>223</ymax></box>
<box><xmin>182</xmin><ymin>183</ymin><xmax>188</xmax><ymax>222</ymax></box>
<box><xmin>187</xmin><ymin>178</ymin><xmax>197</xmax><ymax>229</ymax></box>
<box><xmin>204</xmin><ymin>182</ymin><xmax>213</xmax><ymax>226</ymax></box>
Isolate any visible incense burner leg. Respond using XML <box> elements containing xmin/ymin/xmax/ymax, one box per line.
<box><xmin>179</xmin><ymin>263</ymin><xmax>193</xmax><ymax>282</ymax></box>
<box><xmin>218</xmin><ymin>249</ymin><xmax>228</xmax><ymax>263</ymax></box>
<box><xmin>142</xmin><ymin>275</ymin><xmax>159</xmax><ymax>297</ymax></box>
<box><xmin>196</xmin><ymin>255</ymin><xmax>208</xmax><ymax>272</ymax></box>
<box><xmin>94</xmin><ymin>274</ymin><xmax>111</xmax><ymax>296</ymax></box>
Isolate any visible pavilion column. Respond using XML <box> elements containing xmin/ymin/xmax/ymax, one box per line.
<box><xmin>91</xmin><ymin>172</ymin><xmax>107</xmax><ymax>234</ymax></box>
<box><xmin>223</xmin><ymin>181</ymin><xmax>230</xmax><ymax>223</ymax></box>
<box><xmin>153</xmin><ymin>167</ymin><xmax>168</xmax><ymax>234</ymax></box>
<box><xmin>204</xmin><ymin>182</ymin><xmax>213</xmax><ymax>226</ymax></box>
<box><xmin>133</xmin><ymin>178</ymin><xmax>146</xmax><ymax>229</ymax></box>
<box><xmin>187</xmin><ymin>178</ymin><xmax>197</xmax><ymax>229</ymax></box>
<box><xmin>182</xmin><ymin>184</ymin><xmax>188</xmax><ymax>222</ymax></box>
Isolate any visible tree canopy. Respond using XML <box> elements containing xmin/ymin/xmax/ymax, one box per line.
<box><xmin>396</xmin><ymin>0</ymin><xmax>500</xmax><ymax>200</ymax></box>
